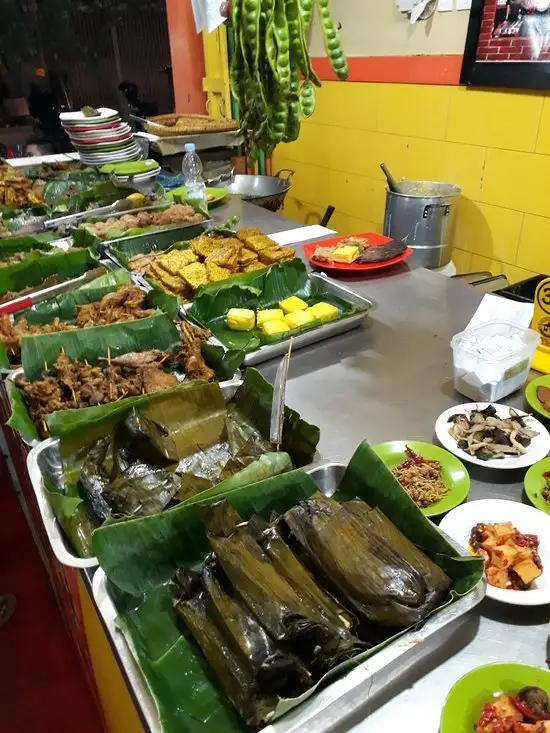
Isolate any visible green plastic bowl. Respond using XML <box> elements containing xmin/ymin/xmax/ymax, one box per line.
<box><xmin>371</xmin><ymin>440</ymin><xmax>470</xmax><ymax>517</ymax></box>
<box><xmin>440</xmin><ymin>663</ymin><xmax>550</xmax><ymax>733</ymax></box>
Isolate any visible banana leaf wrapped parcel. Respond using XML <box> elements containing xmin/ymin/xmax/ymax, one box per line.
<box><xmin>94</xmin><ymin>442</ymin><xmax>484</xmax><ymax>733</ymax></box>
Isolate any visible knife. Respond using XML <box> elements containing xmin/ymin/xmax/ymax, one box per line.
<box><xmin>0</xmin><ymin>267</ymin><xmax>105</xmax><ymax>316</ymax></box>
<box><xmin>270</xmin><ymin>338</ymin><xmax>293</xmax><ymax>450</ymax></box>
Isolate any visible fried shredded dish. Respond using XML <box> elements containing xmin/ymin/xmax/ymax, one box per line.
<box><xmin>15</xmin><ymin>350</ymin><xmax>177</xmax><ymax>432</ymax></box>
<box><xmin>13</xmin><ymin>320</ymin><xmax>217</xmax><ymax>434</ymax></box>
<box><xmin>470</xmin><ymin>521</ymin><xmax>543</xmax><ymax>591</ymax></box>
<box><xmin>128</xmin><ymin>227</ymin><xmax>294</xmax><ymax>301</ymax></box>
<box><xmin>475</xmin><ymin>686</ymin><xmax>550</xmax><ymax>732</ymax></box>
<box><xmin>81</xmin><ymin>204</ymin><xmax>205</xmax><ymax>240</ymax></box>
<box><xmin>391</xmin><ymin>445</ymin><xmax>449</xmax><ymax>508</ymax></box>
<box><xmin>0</xmin><ymin>286</ymin><xmax>156</xmax><ymax>364</ymax></box>
<box><xmin>0</xmin><ymin>166</ymin><xmax>45</xmax><ymax>208</ymax></box>
<box><xmin>448</xmin><ymin>405</ymin><xmax>537</xmax><ymax>460</ymax></box>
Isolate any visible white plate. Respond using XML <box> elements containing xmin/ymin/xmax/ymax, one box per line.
<box><xmin>440</xmin><ymin>499</ymin><xmax>550</xmax><ymax>606</ymax></box>
<box><xmin>60</xmin><ymin>107</ymin><xmax>119</xmax><ymax>123</ymax></box>
<box><xmin>435</xmin><ymin>402</ymin><xmax>550</xmax><ymax>469</ymax></box>
<box><xmin>80</xmin><ymin>149</ymin><xmax>140</xmax><ymax>163</ymax></box>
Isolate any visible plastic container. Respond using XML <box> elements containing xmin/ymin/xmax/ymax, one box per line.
<box><xmin>181</xmin><ymin>142</ymin><xmax>207</xmax><ymax>208</ymax></box>
<box><xmin>451</xmin><ymin>320</ymin><xmax>540</xmax><ymax>402</ymax></box>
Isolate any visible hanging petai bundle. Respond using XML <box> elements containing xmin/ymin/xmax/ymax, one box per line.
<box><xmin>230</xmin><ymin>0</ymin><xmax>348</xmax><ymax>160</ymax></box>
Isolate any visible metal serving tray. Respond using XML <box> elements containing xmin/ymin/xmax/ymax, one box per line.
<box><xmin>25</xmin><ymin>375</ymin><xmax>240</xmax><ymax>568</ymax></box>
<box><xmin>101</xmin><ymin>218</ymin><xmax>211</xmax><ymax>262</ymax></box>
<box><xmin>185</xmin><ymin>272</ymin><xmax>375</xmax><ymax>366</ymax></box>
<box><xmin>89</xmin><ymin>460</ymin><xmax>486</xmax><ymax>733</ymax></box>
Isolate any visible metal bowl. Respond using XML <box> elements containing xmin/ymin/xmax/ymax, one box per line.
<box><xmin>226</xmin><ymin>170</ymin><xmax>294</xmax><ymax>211</ymax></box>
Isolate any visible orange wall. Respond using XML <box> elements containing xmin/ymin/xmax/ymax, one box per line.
<box><xmin>165</xmin><ymin>0</ymin><xmax>206</xmax><ymax>113</ymax></box>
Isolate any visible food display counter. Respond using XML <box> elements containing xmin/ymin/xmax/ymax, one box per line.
<box><xmin>4</xmin><ymin>196</ymin><xmax>547</xmax><ymax>733</ymax></box>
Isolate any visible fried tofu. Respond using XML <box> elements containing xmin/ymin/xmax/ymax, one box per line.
<box><xmin>206</xmin><ymin>244</ymin><xmax>239</xmax><ymax>272</ymax></box>
<box><xmin>238</xmin><ymin>248</ymin><xmax>258</xmax><ymax>266</ymax></box>
<box><xmin>258</xmin><ymin>246</ymin><xmax>295</xmax><ymax>265</ymax></box>
<box><xmin>158</xmin><ymin>248</ymin><xmax>197</xmax><ymax>275</ymax></box>
<box><xmin>190</xmin><ymin>235</ymin><xmax>218</xmax><ymax>259</ymax></box>
<box><xmin>180</xmin><ymin>262</ymin><xmax>208</xmax><ymax>290</ymax></box>
<box><xmin>205</xmin><ymin>261</ymin><xmax>232</xmax><ymax>283</ymax></box>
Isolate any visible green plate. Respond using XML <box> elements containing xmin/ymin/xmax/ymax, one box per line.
<box><xmin>525</xmin><ymin>374</ymin><xmax>550</xmax><ymax>420</ymax></box>
<box><xmin>167</xmin><ymin>186</ymin><xmax>228</xmax><ymax>207</ymax></box>
<box><xmin>100</xmin><ymin>159</ymin><xmax>159</xmax><ymax>176</ymax></box>
<box><xmin>371</xmin><ymin>440</ymin><xmax>470</xmax><ymax>517</ymax></box>
<box><xmin>440</xmin><ymin>663</ymin><xmax>550</xmax><ymax>733</ymax></box>
<box><xmin>524</xmin><ymin>457</ymin><xmax>550</xmax><ymax>513</ymax></box>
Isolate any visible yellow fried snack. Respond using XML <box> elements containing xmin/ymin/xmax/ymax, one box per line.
<box><xmin>258</xmin><ymin>247</ymin><xmax>295</xmax><ymax>265</ymax></box>
<box><xmin>149</xmin><ymin>262</ymin><xmax>189</xmax><ymax>294</ymax></box>
<box><xmin>180</xmin><ymin>262</ymin><xmax>208</xmax><ymax>290</ymax></box>
<box><xmin>242</xmin><ymin>235</ymin><xmax>274</xmax><ymax>253</ymax></box>
<box><xmin>244</xmin><ymin>262</ymin><xmax>266</xmax><ymax>273</ymax></box>
<box><xmin>236</xmin><ymin>228</ymin><xmax>263</xmax><ymax>242</ymax></box>
<box><xmin>238</xmin><ymin>248</ymin><xmax>258</xmax><ymax>266</ymax></box>
<box><xmin>206</xmin><ymin>244</ymin><xmax>240</xmax><ymax>272</ymax></box>
<box><xmin>205</xmin><ymin>261</ymin><xmax>232</xmax><ymax>283</ymax></box>
<box><xmin>191</xmin><ymin>235</ymin><xmax>219</xmax><ymax>259</ymax></box>
<box><xmin>158</xmin><ymin>248</ymin><xmax>198</xmax><ymax>275</ymax></box>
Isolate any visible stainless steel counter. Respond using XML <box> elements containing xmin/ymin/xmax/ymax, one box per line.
<box><xmin>89</xmin><ymin>199</ymin><xmax>549</xmax><ymax>732</ymax></box>
<box><xmin>213</xmin><ymin>200</ymin><xmax>550</xmax><ymax>732</ymax></box>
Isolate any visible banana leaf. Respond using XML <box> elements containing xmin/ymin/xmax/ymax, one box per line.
<box><xmin>18</xmin><ymin>268</ymin><xmax>133</xmax><ymax>326</ymax></box>
<box><xmin>47</xmin><ymin>484</ymin><xmax>96</xmax><ymax>557</ymax></box>
<box><xmin>0</xmin><ymin>232</ymin><xmax>56</xmax><ymax>257</ymax></box>
<box><xmin>6</xmin><ymin>379</ymin><xmax>39</xmax><ymax>443</ymax></box>
<box><xmin>93</xmin><ymin>442</ymin><xmax>483</xmax><ymax>733</ymax></box>
<box><xmin>188</xmin><ymin>259</ymin><xmax>369</xmax><ymax>353</ymax></box>
<box><xmin>21</xmin><ymin>311</ymin><xmax>180</xmax><ymax>381</ymax></box>
<box><xmin>0</xmin><ymin>247</ymin><xmax>100</xmax><ymax>299</ymax></box>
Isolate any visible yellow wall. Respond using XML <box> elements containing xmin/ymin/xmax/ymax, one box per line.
<box><xmin>274</xmin><ymin>81</ymin><xmax>550</xmax><ymax>281</ymax></box>
<box><xmin>308</xmin><ymin>3</ymin><xmax>470</xmax><ymax>57</ymax></box>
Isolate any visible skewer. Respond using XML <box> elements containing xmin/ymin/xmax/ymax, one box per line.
<box><xmin>41</xmin><ymin>419</ymin><xmax>47</xmax><ymax>434</ymax></box>
<box><xmin>107</xmin><ymin>346</ymin><xmax>111</xmax><ymax>366</ymax></box>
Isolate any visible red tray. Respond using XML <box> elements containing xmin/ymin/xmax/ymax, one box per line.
<box><xmin>303</xmin><ymin>233</ymin><xmax>413</xmax><ymax>273</ymax></box>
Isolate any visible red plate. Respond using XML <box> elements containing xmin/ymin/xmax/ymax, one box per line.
<box><xmin>303</xmin><ymin>232</ymin><xmax>413</xmax><ymax>272</ymax></box>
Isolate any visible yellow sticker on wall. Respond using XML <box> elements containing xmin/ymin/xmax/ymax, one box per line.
<box><xmin>531</xmin><ymin>277</ymin><xmax>550</xmax><ymax>373</ymax></box>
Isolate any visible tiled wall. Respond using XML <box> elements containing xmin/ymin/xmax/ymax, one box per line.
<box><xmin>273</xmin><ymin>81</ymin><xmax>550</xmax><ymax>281</ymax></box>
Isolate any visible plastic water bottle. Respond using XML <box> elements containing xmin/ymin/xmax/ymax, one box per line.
<box><xmin>181</xmin><ymin>142</ymin><xmax>207</xmax><ymax>209</ymax></box>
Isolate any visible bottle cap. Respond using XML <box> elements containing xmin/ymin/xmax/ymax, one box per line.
<box><xmin>184</xmin><ymin>143</ymin><xmax>196</xmax><ymax>153</ymax></box>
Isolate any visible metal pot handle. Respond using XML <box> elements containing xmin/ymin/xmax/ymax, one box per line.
<box><xmin>423</xmin><ymin>203</ymin><xmax>450</xmax><ymax>219</ymax></box>
<box><xmin>274</xmin><ymin>168</ymin><xmax>295</xmax><ymax>181</ymax></box>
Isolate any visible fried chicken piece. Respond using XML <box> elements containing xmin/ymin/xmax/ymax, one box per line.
<box><xmin>140</xmin><ymin>367</ymin><xmax>178</xmax><ymax>393</ymax></box>
<box><xmin>75</xmin><ymin>286</ymin><xmax>155</xmax><ymax>328</ymax></box>
<box><xmin>177</xmin><ymin>321</ymin><xmax>215</xmax><ymax>382</ymax></box>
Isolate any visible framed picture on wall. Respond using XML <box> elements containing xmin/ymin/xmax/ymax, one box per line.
<box><xmin>461</xmin><ymin>0</ymin><xmax>550</xmax><ymax>88</ymax></box>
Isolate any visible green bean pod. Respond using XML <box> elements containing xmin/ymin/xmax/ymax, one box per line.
<box><xmin>272</xmin><ymin>0</ymin><xmax>291</xmax><ymax>93</ymax></box>
<box><xmin>315</xmin><ymin>0</ymin><xmax>348</xmax><ymax>80</ymax></box>
<box><xmin>286</xmin><ymin>0</ymin><xmax>320</xmax><ymax>86</ymax></box>
<box><xmin>230</xmin><ymin>0</ymin><xmax>247</xmax><ymax>106</ymax></box>
<box><xmin>299</xmin><ymin>80</ymin><xmax>315</xmax><ymax>119</ymax></box>
<box><xmin>283</xmin><ymin>67</ymin><xmax>301</xmax><ymax>142</ymax></box>
<box><xmin>299</xmin><ymin>0</ymin><xmax>314</xmax><ymax>29</ymax></box>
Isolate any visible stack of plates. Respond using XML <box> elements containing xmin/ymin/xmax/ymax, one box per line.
<box><xmin>60</xmin><ymin>107</ymin><xmax>140</xmax><ymax>165</ymax></box>
<box><xmin>99</xmin><ymin>159</ymin><xmax>161</xmax><ymax>183</ymax></box>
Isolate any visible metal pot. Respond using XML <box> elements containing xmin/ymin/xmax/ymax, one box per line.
<box><xmin>383</xmin><ymin>181</ymin><xmax>461</xmax><ymax>269</ymax></box>
<box><xmin>226</xmin><ymin>169</ymin><xmax>294</xmax><ymax>211</ymax></box>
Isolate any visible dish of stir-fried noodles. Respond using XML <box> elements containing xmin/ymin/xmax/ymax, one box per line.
<box><xmin>392</xmin><ymin>445</ymin><xmax>449</xmax><ymax>508</ymax></box>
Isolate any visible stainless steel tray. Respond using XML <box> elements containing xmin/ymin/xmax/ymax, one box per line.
<box><xmin>100</xmin><ymin>218</ymin><xmax>211</xmax><ymax>259</ymax></box>
<box><xmin>25</xmin><ymin>375</ymin><xmax>241</xmax><ymax>567</ymax></box>
<box><xmin>186</xmin><ymin>272</ymin><xmax>375</xmax><ymax>366</ymax></box>
<box><xmin>89</xmin><ymin>460</ymin><xmax>486</xmax><ymax>733</ymax></box>
<box><xmin>0</xmin><ymin>257</ymin><xmax>123</xmax><ymax>381</ymax></box>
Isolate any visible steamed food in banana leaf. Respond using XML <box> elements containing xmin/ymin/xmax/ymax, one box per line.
<box><xmin>284</xmin><ymin>493</ymin><xmax>451</xmax><ymax>627</ymax></box>
<box><xmin>54</xmin><ymin>371</ymin><xmax>319</xmax><ymax>556</ymax></box>
<box><xmin>169</xmin><ymin>493</ymin><xmax>450</xmax><ymax>726</ymax></box>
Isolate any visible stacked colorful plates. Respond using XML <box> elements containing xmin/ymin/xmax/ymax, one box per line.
<box><xmin>99</xmin><ymin>159</ymin><xmax>161</xmax><ymax>184</ymax></box>
<box><xmin>60</xmin><ymin>107</ymin><xmax>140</xmax><ymax>165</ymax></box>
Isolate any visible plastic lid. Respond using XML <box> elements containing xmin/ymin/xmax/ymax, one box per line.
<box><xmin>184</xmin><ymin>143</ymin><xmax>196</xmax><ymax>153</ymax></box>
